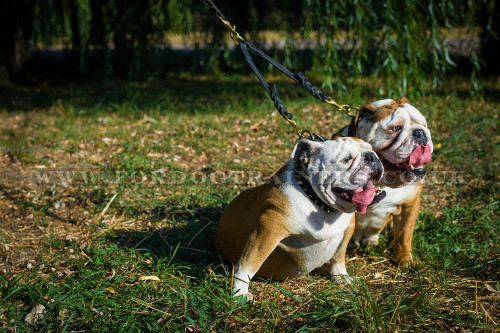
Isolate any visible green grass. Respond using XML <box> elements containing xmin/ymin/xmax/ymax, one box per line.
<box><xmin>0</xmin><ymin>74</ymin><xmax>498</xmax><ymax>332</ymax></box>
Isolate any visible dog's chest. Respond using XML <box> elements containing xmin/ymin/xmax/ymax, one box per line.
<box><xmin>279</xmin><ymin>232</ymin><xmax>346</xmax><ymax>272</ymax></box>
<box><xmin>284</xmin><ymin>183</ymin><xmax>352</xmax><ymax>240</ymax></box>
<box><xmin>279</xmin><ymin>187</ymin><xmax>352</xmax><ymax>271</ymax></box>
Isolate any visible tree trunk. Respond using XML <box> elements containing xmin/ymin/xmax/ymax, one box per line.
<box><xmin>480</xmin><ymin>0</ymin><xmax>500</xmax><ymax>75</ymax></box>
<box><xmin>0</xmin><ymin>0</ymin><xmax>29</xmax><ymax>81</ymax></box>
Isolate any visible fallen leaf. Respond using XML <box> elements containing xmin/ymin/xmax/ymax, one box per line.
<box><xmin>139</xmin><ymin>275</ymin><xmax>160</xmax><ymax>281</ymax></box>
<box><xmin>484</xmin><ymin>283</ymin><xmax>497</xmax><ymax>293</ymax></box>
<box><xmin>24</xmin><ymin>304</ymin><xmax>45</xmax><ymax>324</ymax></box>
<box><xmin>104</xmin><ymin>287</ymin><xmax>116</xmax><ymax>294</ymax></box>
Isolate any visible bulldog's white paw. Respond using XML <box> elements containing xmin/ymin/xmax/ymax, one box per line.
<box><xmin>233</xmin><ymin>292</ymin><xmax>254</xmax><ymax>303</ymax></box>
<box><xmin>330</xmin><ymin>263</ymin><xmax>352</xmax><ymax>284</ymax></box>
<box><xmin>333</xmin><ymin>274</ymin><xmax>354</xmax><ymax>285</ymax></box>
<box><xmin>361</xmin><ymin>235</ymin><xmax>380</xmax><ymax>247</ymax></box>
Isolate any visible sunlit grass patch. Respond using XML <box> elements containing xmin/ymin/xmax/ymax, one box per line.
<box><xmin>0</xmin><ymin>75</ymin><xmax>498</xmax><ymax>331</ymax></box>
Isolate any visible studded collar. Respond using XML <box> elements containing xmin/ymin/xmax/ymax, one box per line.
<box><xmin>292</xmin><ymin>159</ymin><xmax>337</xmax><ymax>214</ymax></box>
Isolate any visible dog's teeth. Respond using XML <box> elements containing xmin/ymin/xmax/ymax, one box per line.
<box><xmin>410</xmin><ymin>165</ymin><xmax>415</xmax><ymax>170</ymax></box>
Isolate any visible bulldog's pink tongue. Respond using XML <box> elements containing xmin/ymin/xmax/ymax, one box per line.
<box><xmin>352</xmin><ymin>181</ymin><xmax>378</xmax><ymax>214</ymax></box>
<box><xmin>408</xmin><ymin>144</ymin><xmax>432</xmax><ymax>167</ymax></box>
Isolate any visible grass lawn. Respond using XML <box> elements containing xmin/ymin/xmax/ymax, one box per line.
<box><xmin>0</xmin><ymin>74</ymin><xmax>498</xmax><ymax>332</ymax></box>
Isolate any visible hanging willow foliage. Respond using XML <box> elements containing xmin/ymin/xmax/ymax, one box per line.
<box><xmin>24</xmin><ymin>0</ymin><xmax>498</xmax><ymax>95</ymax></box>
<box><xmin>301</xmin><ymin>0</ymin><xmax>467</xmax><ymax>96</ymax></box>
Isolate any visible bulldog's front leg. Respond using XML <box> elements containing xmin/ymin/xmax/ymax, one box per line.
<box><xmin>392</xmin><ymin>194</ymin><xmax>421</xmax><ymax>265</ymax></box>
<box><xmin>327</xmin><ymin>216</ymin><xmax>355</xmax><ymax>283</ymax></box>
<box><xmin>232</xmin><ymin>223</ymin><xmax>286</xmax><ymax>301</ymax></box>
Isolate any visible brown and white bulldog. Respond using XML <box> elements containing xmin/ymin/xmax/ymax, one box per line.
<box><xmin>339</xmin><ymin>97</ymin><xmax>433</xmax><ymax>265</ymax></box>
<box><xmin>216</xmin><ymin>137</ymin><xmax>385</xmax><ymax>300</ymax></box>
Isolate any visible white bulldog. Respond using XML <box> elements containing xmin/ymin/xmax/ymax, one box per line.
<box><xmin>340</xmin><ymin>97</ymin><xmax>433</xmax><ymax>265</ymax></box>
<box><xmin>216</xmin><ymin>137</ymin><xmax>385</xmax><ymax>300</ymax></box>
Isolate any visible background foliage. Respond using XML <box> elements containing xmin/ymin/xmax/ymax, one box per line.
<box><xmin>1</xmin><ymin>0</ymin><xmax>499</xmax><ymax>95</ymax></box>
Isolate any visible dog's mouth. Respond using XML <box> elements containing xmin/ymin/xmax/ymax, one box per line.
<box><xmin>381</xmin><ymin>156</ymin><xmax>426</xmax><ymax>176</ymax></box>
<box><xmin>333</xmin><ymin>177</ymin><xmax>386</xmax><ymax>214</ymax></box>
<box><xmin>380</xmin><ymin>144</ymin><xmax>431</xmax><ymax>176</ymax></box>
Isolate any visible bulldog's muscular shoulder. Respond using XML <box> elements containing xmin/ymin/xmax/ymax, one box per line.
<box><xmin>216</xmin><ymin>168</ymin><xmax>293</xmax><ymax>264</ymax></box>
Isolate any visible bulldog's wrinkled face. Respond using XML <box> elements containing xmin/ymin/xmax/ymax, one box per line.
<box><xmin>354</xmin><ymin>97</ymin><xmax>433</xmax><ymax>185</ymax></box>
<box><xmin>292</xmin><ymin>137</ymin><xmax>386</xmax><ymax>214</ymax></box>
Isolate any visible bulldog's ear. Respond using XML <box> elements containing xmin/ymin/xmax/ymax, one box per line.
<box><xmin>291</xmin><ymin>139</ymin><xmax>322</xmax><ymax>163</ymax></box>
<box><xmin>357</xmin><ymin>103</ymin><xmax>377</xmax><ymax>114</ymax></box>
<box><xmin>353</xmin><ymin>103</ymin><xmax>377</xmax><ymax>126</ymax></box>
<box><xmin>394</xmin><ymin>97</ymin><xmax>410</xmax><ymax>105</ymax></box>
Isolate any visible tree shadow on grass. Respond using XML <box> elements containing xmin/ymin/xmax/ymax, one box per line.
<box><xmin>106</xmin><ymin>203</ymin><xmax>227</xmax><ymax>275</ymax></box>
<box><xmin>0</xmin><ymin>75</ymin><xmax>303</xmax><ymax>114</ymax></box>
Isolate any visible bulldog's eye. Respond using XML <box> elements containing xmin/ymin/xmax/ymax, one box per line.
<box><xmin>392</xmin><ymin>126</ymin><xmax>402</xmax><ymax>132</ymax></box>
<box><xmin>343</xmin><ymin>155</ymin><xmax>353</xmax><ymax>163</ymax></box>
<box><xmin>388</xmin><ymin>125</ymin><xmax>402</xmax><ymax>133</ymax></box>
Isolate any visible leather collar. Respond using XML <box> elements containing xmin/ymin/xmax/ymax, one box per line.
<box><xmin>293</xmin><ymin>159</ymin><xmax>337</xmax><ymax>214</ymax></box>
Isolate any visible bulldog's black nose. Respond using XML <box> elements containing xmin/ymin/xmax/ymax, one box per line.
<box><xmin>364</xmin><ymin>152</ymin><xmax>377</xmax><ymax>163</ymax></box>
<box><xmin>363</xmin><ymin>151</ymin><xmax>384</xmax><ymax>181</ymax></box>
<box><xmin>413</xmin><ymin>128</ymin><xmax>428</xmax><ymax>145</ymax></box>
